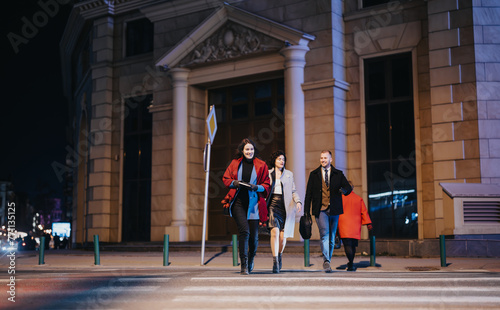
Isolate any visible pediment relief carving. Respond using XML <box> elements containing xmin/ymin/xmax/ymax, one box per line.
<box><xmin>178</xmin><ymin>21</ymin><xmax>284</xmax><ymax>68</ymax></box>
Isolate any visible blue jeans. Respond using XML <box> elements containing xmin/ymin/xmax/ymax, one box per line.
<box><xmin>315</xmin><ymin>210</ymin><xmax>339</xmax><ymax>262</ymax></box>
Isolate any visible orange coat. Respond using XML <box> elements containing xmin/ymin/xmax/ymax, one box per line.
<box><xmin>338</xmin><ymin>191</ymin><xmax>371</xmax><ymax>240</ymax></box>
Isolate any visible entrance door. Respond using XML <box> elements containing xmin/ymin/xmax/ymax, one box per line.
<box><xmin>207</xmin><ymin>78</ymin><xmax>285</xmax><ymax>240</ymax></box>
<box><xmin>122</xmin><ymin>95</ymin><xmax>152</xmax><ymax>242</ymax></box>
<box><xmin>364</xmin><ymin>53</ymin><xmax>418</xmax><ymax>238</ymax></box>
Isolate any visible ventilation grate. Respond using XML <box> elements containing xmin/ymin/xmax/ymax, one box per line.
<box><xmin>463</xmin><ymin>201</ymin><xmax>500</xmax><ymax>223</ymax></box>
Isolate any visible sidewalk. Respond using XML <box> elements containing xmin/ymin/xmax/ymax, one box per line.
<box><xmin>7</xmin><ymin>248</ymin><xmax>500</xmax><ymax>273</ymax></box>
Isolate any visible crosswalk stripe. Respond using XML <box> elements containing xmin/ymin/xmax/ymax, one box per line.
<box><xmin>117</xmin><ymin>278</ymin><xmax>171</xmax><ymax>282</ymax></box>
<box><xmin>191</xmin><ymin>276</ymin><xmax>500</xmax><ymax>282</ymax></box>
<box><xmin>172</xmin><ymin>295</ymin><xmax>500</xmax><ymax>304</ymax></box>
<box><xmin>183</xmin><ymin>285</ymin><xmax>500</xmax><ymax>292</ymax></box>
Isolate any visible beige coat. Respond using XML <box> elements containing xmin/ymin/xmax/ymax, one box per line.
<box><xmin>268</xmin><ymin>168</ymin><xmax>302</xmax><ymax>238</ymax></box>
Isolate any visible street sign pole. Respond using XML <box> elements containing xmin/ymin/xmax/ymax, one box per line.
<box><xmin>201</xmin><ymin>105</ymin><xmax>217</xmax><ymax>266</ymax></box>
<box><xmin>201</xmin><ymin>141</ymin><xmax>211</xmax><ymax>265</ymax></box>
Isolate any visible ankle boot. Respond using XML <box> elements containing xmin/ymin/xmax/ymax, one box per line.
<box><xmin>272</xmin><ymin>256</ymin><xmax>279</xmax><ymax>273</ymax></box>
<box><xmin>248</xmin><ymin>254</ymin><xmax>255</xmax><ymax>273</ymax></box>
<box><xmin>278</xmin><ymin>253</ymin><xmax>282</xmax><ymax>271</ymax></box>
<box><xmin>241</xmin><ymin>258</ymin><xmax>249</xmax><ymax>275</ymax></box>
<box><xmin>347</xmin><ymin>262</ymin><xmax>356</xmax><ymax>271</ymax></box>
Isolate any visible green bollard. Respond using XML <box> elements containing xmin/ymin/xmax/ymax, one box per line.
<box><xmin>38</xmin><ymin>236</ymin><xmax>45</xmax><ymax>265</ymax></box>
<box><xmin>232</xmin><ymin>234</ymin><xmax>238</xmax><ymax>266</ymax></box>
<box><xmin>304</xmin><ymin>239</ymin><xmax>310</xmax><ymax>267</ymax></box>
<box><xmin>440</xmin><ymin>235</ymin><xmax>447</xmax><ymax>267</ymax></box>
<box><xmin>370</xmin><ymin>235</ymin><xmax>376</xmax><ymax>266</ymax></box>
<box><xmin>94</xmin><ymin>235</ymin><xmax>100</xmax><ymax>266</ymax></box>
<box><xmin>163</xmin><ymin>234</ymin><xmax>169</xmax><ymax>266</ymax></box>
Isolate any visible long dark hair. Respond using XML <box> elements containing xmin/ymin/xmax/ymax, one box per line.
<box><xmin>234</xmin><ymin>138</ymin><xmax>259</xmax><ymax>159</ymax></box>
<box><xmin>268</xmin><ymin>150</ymin><xmax>286</xmax><ymax>170</ymax></box>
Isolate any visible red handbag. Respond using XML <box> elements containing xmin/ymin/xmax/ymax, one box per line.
<box><xmin>221</xmin><ymin>192</ymin><xmax>234</xmax><ymax>216</ymax></box>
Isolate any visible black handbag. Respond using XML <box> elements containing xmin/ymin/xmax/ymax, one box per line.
<box><xmin>299</xmin><ymin>214</ymin><xmax>312</xmax><ymax>239</ymax></box>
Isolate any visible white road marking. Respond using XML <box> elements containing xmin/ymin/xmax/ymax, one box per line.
<box><xmin>183</xmin><ymin>285</ymin><xmax>500</xmax><ymax>292</ymax></box>
<box><xmin>117</xmin><ymin>277</ymin><xmax>171</xmax><ymax>282</ymax></box>
<box><xmin>172</xmin><ymin>295</ymin><xmax>500</xmax><ymax>304</ymax></box>
<box><xmin>191</xmin><ymin>276</ymin><xmax>500</xmax><ymax>282</ymax></box>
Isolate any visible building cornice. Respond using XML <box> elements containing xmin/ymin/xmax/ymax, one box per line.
<box><xmin>148</xmin><ymin>103</ymin><xmax>172</xmax><ymax>113</ymax></box>
<box><xmin>75</xmin><ymin>0</ymin><xmax>150</xmax><ymax>19</ymax></box>
<box><xmin>141</xmin><ymin>0</ymin><xmax>245</xmax><ymax>22</ymax></box>
<box><xmin>302</xmin><ymin>78</ymin><xmax>350</xmax><ymax>92</ymax></box>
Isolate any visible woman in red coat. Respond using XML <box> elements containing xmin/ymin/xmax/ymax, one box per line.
<box><xmin>338</xmin><ymin>182</ymin><xmax>373</xmax><ymax>271</ymax></box>
<box><xmin>223</xmin><ymin>138</ymin><xmax>270</xmax><ymax>275</ymax></box>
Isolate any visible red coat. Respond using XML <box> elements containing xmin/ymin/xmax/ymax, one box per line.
<box><xmin>338</xmin><ymin>191</ymin><xmax>372</xmax><ymax>240</ymax></box>
<box><xmin>222</xmin><ymin>157</ymin><xmax>270</xmax><ymax>223</ymax></box>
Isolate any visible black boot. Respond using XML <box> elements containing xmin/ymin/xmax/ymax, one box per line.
<box><xmin>272</xmin><ymin>256</ymin><xmax>279</xmax><ymax>274</ymax></box>
<box><xmin>278</xmin><ymin>253</ymin><xmax>282</xmax><ymax>271</ymax></box>
<box><xmin>347</xmin><ymin>262</ymin><xmax>356</xmax><ymax>271</ymax></box>
<box><xmin>241</xmin><ymin>258</ymin><xmax>249</xmax><ymax>275</ymax></box>
<box><xmin>248</xmin><ymin>254</ymin><xmax>255</xmax><ymax>273</ymax></box>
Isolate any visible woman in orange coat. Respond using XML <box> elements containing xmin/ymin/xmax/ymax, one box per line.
<box><xmin>338</xmin><ymin>182</ymin><xmax>372</xmax><ymax>271</ymax></box>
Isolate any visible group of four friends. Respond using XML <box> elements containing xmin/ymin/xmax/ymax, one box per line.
<box><xmin>222</xmin><ymin>138</ymin><xmax>373</xmax><ymax>275</ymax></box>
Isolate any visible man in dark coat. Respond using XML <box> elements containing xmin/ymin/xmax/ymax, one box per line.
<box><xmin>304</xmin><ymin>150</ymin><xmax>352</xmax><ymax>272</ymax></box>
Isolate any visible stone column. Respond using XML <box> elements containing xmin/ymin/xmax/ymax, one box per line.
<box><xmin>280</xmin><ymin>45</ymin><xmax>309</xmax><ymax>201</ymax></box>
<box><xmin>88</xmin><ymin>16</ymin><xmax>115</xmax><ymax>242</ymax></box>
<box><xmin>167</xmin><ymin>68</ymin><xmax>190</xmax><ymax>241</ymax></box>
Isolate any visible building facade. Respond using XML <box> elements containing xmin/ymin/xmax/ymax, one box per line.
<box><xmin>61</xmin><ymin>0</ymin><xmax>500</xmax><ymax>245</ymax></box>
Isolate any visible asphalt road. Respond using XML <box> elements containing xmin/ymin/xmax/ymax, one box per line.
<box><xmin>5</xmin><ymin>267</ymin><xmax>500</xmax><ymax>309</ymax></box>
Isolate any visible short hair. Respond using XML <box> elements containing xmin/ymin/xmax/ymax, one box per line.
<box><xmin>320</xmin><ymin>150</ymin><xmax>332</xmax><ymax>156</ymax></box>
<box><xmin>235</xmin><ymin>138</ymin><xmax>259</xmax><ymax>159</ymax></box>
<box><xmin>268</xmin><ymin>150</ymin><xmax>286</xmax><ymax>169</ymax></box>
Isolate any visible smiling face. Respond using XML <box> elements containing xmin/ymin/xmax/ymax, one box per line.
<box><xmin>243</xmin><ymin>143</ymin><xmax>255</xmax><ymax>160</ymax></box>
<box><xmin>275</xmin><ymin>155</ymin><xmax>285</xmax><ymax>170</ymax></box>
<box><xmin>320</xmin><ymin>152</ymin><xmax>332</xmax><ymax>168</ymax></box>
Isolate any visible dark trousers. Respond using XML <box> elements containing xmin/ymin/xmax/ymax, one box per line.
<box><xmin>342</xmin><ymin>238</ymin><xmax>358</xmax><ymax>265</ymax></box>
<box><xmin>232</xmin><ymin>198</ymin><xmax>259</xmax><ymax>262</ymax></box>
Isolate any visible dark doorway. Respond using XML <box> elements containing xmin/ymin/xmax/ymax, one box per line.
<box><xmin>364</xmin><ymin>53</ymin><xmax>418</xmax><ymax>238</ymax></box>
<box><xmin>207</xmin><ymin>78</ymin><xmax>285</xmax><ymax>240</ymax></box>
<box><xmin>122</xmin><ymin>95</ymin><xmax>152</xmax><ymax>242</ymax></box>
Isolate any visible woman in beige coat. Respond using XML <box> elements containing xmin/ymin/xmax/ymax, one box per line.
<box><xmin>267</xmin><ymin>150</ymin><xmax>302</xmax><ymax>273</ymax></box>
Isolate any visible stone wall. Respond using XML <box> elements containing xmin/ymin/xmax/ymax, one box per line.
<box><xmin>428</xmin><ymin>0</ymin><xmax>484</xmax><ymax>238</ymax></box>
<box><xmin>473</xmin><ymin>2</ymin><xmax>500</xmax><ymax>184</ymax></box>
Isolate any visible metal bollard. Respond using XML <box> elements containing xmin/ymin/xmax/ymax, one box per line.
<box><xmin>304</xmin><ymin>239</ymin><xmax>310</xmax><ymax>267</ymax></box>
<box><xmin>370</xmin><ymin>235</ymin><xmax>376</xmax><ymax>266</ymax></box>
<box><xmin>94</xmin><ymin>235</ymin><xmax>100</xmax><ymax>266</ymax></box>
<box><xmin>440</xmin><ymin>235</ymin><xmax>447</xmax><ymax>267</ymax></box>
<box><xmin>232</xmin><ymin>234</ymin><xmax>238</xmax><ymax>266</ymax></box>
<box><xmin>38</xmin><ymin>236</ymin><xmax>45</xmax><ymax>265</ymax></box>
<box><xmin>163</xmin><ymin>234</ymin><xmax>169</xmax><ymax>266</ymax></box>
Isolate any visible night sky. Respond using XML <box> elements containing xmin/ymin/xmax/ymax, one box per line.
<box><xmin>1</xmin><ymin>1</ymin><xmax>73</xmax><ymax>200</ymax></box>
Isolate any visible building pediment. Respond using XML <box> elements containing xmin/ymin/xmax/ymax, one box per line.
<box><xmin>177</xmin><ymin>21</ymin><xmax>284</xmax><ymax>68</ymax></box>
<box><xmin>154</xmin><ymin>3</ymin><xmax>315</xmax><ymax>70</ymax></box>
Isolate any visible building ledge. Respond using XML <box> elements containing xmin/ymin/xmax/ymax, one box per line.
<box><xmin>440</xmin><ymin>182</ymin><xmax>500</xmax><ymax>198</ymax></box>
